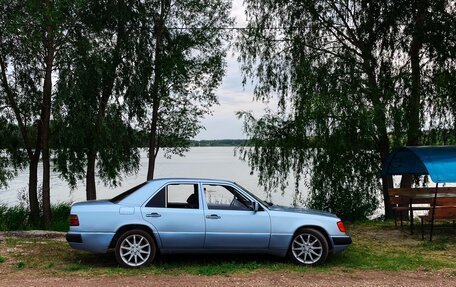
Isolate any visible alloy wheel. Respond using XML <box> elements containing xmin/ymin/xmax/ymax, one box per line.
<box><xmin>291</xmin><ymin>233</ymin><xmax>324</xmax><ymax>264</ymax></box>
<box><xmin>119</xmin><ymin>234</ymin><xmax>151</xmax><ymax>267</ymax></box>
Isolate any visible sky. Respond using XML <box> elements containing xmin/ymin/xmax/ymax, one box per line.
<box><xmin>195</xmin><ymin>0</ymin><xmax>272</xmax><ymax>140</ymax></box>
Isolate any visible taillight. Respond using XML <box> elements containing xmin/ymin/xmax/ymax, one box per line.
<box><xmin>69</xmin><ymin>214</ymin><xmax>79</xmax><ymax>226</ymax></box>
<box><xmin>337</xmin><ymin>221</ymin><xmax>346</xmax><ymax>233</ymax></box>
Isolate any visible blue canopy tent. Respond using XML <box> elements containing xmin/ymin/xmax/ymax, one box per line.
<box><xmin>382</xmin><ymin>146</ymin><xmax>456</xmax><ymax>240</ymax></box>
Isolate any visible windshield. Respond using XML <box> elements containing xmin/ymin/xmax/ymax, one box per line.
<box><xmin>235</xmin><ymin>182</ymin><xmax>271</xmax><ymax>209</ymax></box>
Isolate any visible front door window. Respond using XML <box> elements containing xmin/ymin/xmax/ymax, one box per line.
<box><xmin>204</xmin><ymin>184</ymin><xmax>252</xmax><ymax>210</ymax></box>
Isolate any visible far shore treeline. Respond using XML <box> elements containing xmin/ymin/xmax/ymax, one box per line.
<box><xmin>0</xmin><ymin>124</ymin><xmax>246</xmax><ymax>149</ymax></box>
<box><xmin>1</xmin><ymin>1</ymin><xmax>456</xmax><ymax>229</ymax></box>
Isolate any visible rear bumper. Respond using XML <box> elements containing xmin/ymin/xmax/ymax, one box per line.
<box><xmin>331</xmin><ymin>236</ymin><xmax>352</xmax><ymax>254</ymax></box>
<box><xmin>66</xmin><ymin>233</ymin><xmax>82</xmax><ymax>243</ymax></box>
<box><xmin>66</xmin><ymin>232</ymin><xmax>115</xmax><ymax>253</ymax></box>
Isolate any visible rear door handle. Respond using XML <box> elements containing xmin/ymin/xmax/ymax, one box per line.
<box><xmin>146</xmin><ymin>212</ymin><xmax>161</xmax><ymax>217</ymax></box>
<box><xmin>206</xmin><ymin>214</ymin><xmax>221</xmax><ymax>219</ymax></box>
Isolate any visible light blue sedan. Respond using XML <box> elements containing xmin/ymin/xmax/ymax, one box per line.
<box><xmin>66</xmin><ymin>178</ymin><xmax>351</xmax><ymax>267</ymax></box>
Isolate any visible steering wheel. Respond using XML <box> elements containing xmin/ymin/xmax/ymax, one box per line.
<box><xmin>229</xmin><ymin>197</ymin><xmax>248</xmax><ymax>210</ymax></box>
<box><xmin>229</xmin><ymin>198</ymin><xmax>237</xmax><ymax>209</ymax></box>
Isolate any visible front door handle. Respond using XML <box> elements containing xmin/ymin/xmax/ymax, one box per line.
<box><xmin>206</xmin><ymin>214</ymin><xmax>221</xmax><ymax>219</ymax></box>
<box><xmin>146</xmin><ymin>212</ymin><xmax>161</xmax><ymax>217</ymax></box>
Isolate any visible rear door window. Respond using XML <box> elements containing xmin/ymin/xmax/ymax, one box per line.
<box><xmin>145</xmin><ymin>184</ymin><xmax>199</xmax><ymax>209</ymax></box>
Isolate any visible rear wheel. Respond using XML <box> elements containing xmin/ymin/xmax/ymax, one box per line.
<box><xmin>289</xmin><ymin>228</ymin><xmax>329</xmax><ymax>266</ymax></box>
<box><xmin>115</xmin><ymin>229</ymin><xmax>156</xmax><ymax>268</ymax></box>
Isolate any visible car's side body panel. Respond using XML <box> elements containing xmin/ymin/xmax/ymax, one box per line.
<box><xmin>200</xmin><ymin>180</ymin><xmax>272</xmax><ymax>250</ymax></box>
<box><xmin>142</xmin><ymin>207</ymin><xmax>206</xmax><ymax>249</ymax></box>
<box><xmin>269</xmin><ymin>211</ymin><xmax>342</xmax><ymax>245</ymax></box>
<box><xmin>70</xmin><ymin>200</ymin><xmax>123</xmax><ymax>238</ymax></box>
<box><xmin>203</xmin><ymin>209</ymin><xmax>271</xmax><ymax>249</ymax></box>
<box><xmin>68</xmin><ymin>204</ymin><xmax>163</xmax><ymax>251</ymax></box>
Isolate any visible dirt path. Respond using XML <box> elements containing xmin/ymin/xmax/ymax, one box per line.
<box><xmin>0</xmin><ymin>270</ymin><xmax>455</xmax><ymax>287</ymax></box>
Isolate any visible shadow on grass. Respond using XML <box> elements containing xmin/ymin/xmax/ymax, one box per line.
<box><xmin>64</xmin><ymin>247</ymin><xmax>368</xmax><ymax>276</ymax></box>
<box><xmin>64</xmin><ymin>251</ymin><xmax>297</xmax><ymax>275</ymax></box>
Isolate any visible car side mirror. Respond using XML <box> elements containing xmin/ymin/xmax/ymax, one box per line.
<box><xmin>253</xmin><ymin>201</ymin><xmax>259</xmax><ymax>212</ymax></box>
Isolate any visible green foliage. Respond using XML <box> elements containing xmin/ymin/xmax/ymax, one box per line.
<box><xmin>0</xmin><ymin>120</ymin><xmax>30</xmax><ymax>188</ymax></box>
<box><xmin>0</xmin><ymin>203</ymin><xmax>70</xmax><ymax>232</ymax></box>
<box><xmin>0</xmin><ymin>0</ymin><xmax>82</xmax><ymax>223</ymax></box>
<box><xmin>0</xmin><ymin>204</ymin><xmax>30</xmax><ymax>231</ymax></box>
<box><xmin>0</xmin><ymin>256</ymin><xmax>5</xmax><ymax>263</ymax></box>
<box><xmin>123</xmin><ymin>0</ymin><xmax>234</xmax><ymax>162</ymax></box>
<box><xmin>52</xmin><ymin>0</ymin><xmax>234</xmax><ymax>191</ymax></box>
<box><xmin>53</xmin><ymin>0</ymin><xmax>142</xmax><ymax>191</ymax></box>
<box><xmin>49</xmin><ymin>203</ymin><xmax>71</xmax><ymax>232</ymax></box>
<box><xmin>14</xmin><ymin>261</ymin><xmax>25</xmax><ymax>270</ymax></box>
<box><xmin>236</xmin><ymin>0</ymin><xmax>456</xmax><ymax>220</ymax></box>
<box><xmin>0</xmin><ymin>1</ymin><xmax>41</xmax><ymax>187</ymax></box>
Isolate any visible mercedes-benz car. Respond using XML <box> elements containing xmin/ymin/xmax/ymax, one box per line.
<box><xmin>66</xmin><ymin>178</ymin><xmax>351</xmax><ymax>267</ymax></box>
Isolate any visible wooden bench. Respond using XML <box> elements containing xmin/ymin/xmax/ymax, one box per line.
<box><xmin>388</xmin><ymin>188</ymin><xmax>433</xmax><ymax>230</ymax></box>
<box><xmin>420</xmin><ymin>197</ymin><xmax>456</xmax><ymax>240</ymax></box>
<box><xmin>388</xmin><ymin>189</ymin><xmax>412</xmax><ymax>228</ymax></box>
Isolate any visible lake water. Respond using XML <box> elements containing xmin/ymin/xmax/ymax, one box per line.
<box><xmin>0</xmin><ymin>147</ymin><xmax>307</xmax><ymax>207</ymax></box>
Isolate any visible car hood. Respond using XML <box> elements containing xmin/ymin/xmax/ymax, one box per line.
<box><xmin>268</xmin><ymin>205</ymin><xmax>338</xmax><ymax>218</ymax></box>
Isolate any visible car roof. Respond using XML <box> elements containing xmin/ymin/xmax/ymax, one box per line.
<box><xmin>118</xmin><ymin>178</ymin><xmax>239</xmax><ymax>206</ymax></box>
<box><xmin>148</xmin><ymin>178</ymin><xmax>236</xmax><ymax>184</ymax></box>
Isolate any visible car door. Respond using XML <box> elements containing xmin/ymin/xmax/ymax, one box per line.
<box><xmin>141</xmin><ymin>182</ymin><xmax>205</xmax><ymax>249</ymax></box>
<box><xmin>202</xmin><ymin>183</ymin><xmax>271</xmax><ymax>250</ymax></box>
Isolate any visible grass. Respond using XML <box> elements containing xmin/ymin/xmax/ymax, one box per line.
<box><xmin>0</xmin><ymin>221</ymin><xmax>455</xmax><ymax>276</ymax></box>
<box><xmin>0</xmin><ymin>203</ymin><xmax>70</xmax><ymax>232</ymax></box>
<box><xmin>419</xmin><ymin>240</ymin><xmax>448</xmax><ymax>251</ymax></box>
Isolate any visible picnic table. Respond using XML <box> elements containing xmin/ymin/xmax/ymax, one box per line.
<box><xmin>383</xmin><ymin>146</ymin><xmax>456</xmax><ymax>241</ymax></box>
<box><xmin>389</xmin><ymin>187</ymin><xmax>456</xmax><ymax>240</ymax></box>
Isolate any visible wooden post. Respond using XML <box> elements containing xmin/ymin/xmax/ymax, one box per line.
<box><xmin>429</xmin><ymin>183</ymin><xmax>439</xmax><ymax>241</ymax></box>
<box><xmin>410</xmin><ymin>198</ymin><xmax>414</xmax><ymax>235</ymax></box>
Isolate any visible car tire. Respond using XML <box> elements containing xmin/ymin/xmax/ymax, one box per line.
<box><xmin>115</xmin><ymin>229</ymin><xmax>156</xmax><ymax>268</ymax></box>
<box><xmin>289</xmin><ymin>228</ymin><xmax>329</xmax><ymax>266</ymax></box>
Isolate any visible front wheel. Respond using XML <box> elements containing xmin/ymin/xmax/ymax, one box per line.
<box><xmin>289</xmin><ymin>228</ymin><xmax>329</xmax><ymax>266</ymax></box>
<box><xmin>115</xmin><ymin>229</ymin><xmax>156</xmax><ymax>268</ymax></box>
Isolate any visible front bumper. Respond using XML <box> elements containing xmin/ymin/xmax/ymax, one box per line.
<box><xmin>331</xmin><ymin>236</ymin><xmax>352</xmax><ymax>253</ymax></box>
<box><xmin>66</xmin><ymin>232</ymin><xmax>115</xmax><ymax>254</ymax></box>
